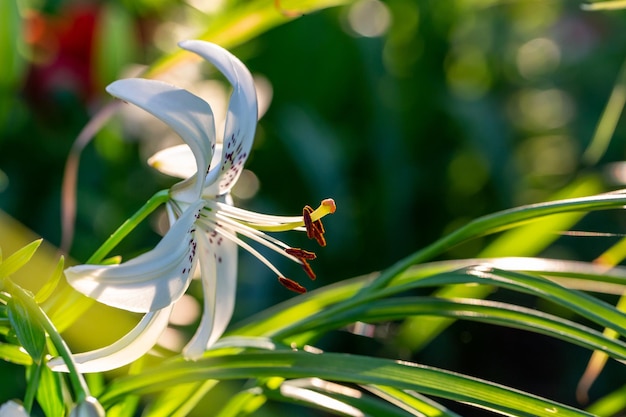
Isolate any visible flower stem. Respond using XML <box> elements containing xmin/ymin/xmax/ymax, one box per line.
<box><xmin>23</xmin><ymin>360</ymin><xmax>42</xmax><ymax>413</ymax></box>
<box><xmin>43</xmin><ymin>190</ymin><xmax>170</xmax><ymax>332</ymax></box>
<box><xmin>87</xmin><ymin>189</ymin><xmax>170</xmax><ymax>264</ymax></box>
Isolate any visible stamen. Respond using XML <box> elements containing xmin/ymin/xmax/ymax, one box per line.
<box><xmin>278</xmin><ymin>276</ymin><xmax>307</xmax><ymax>294</ymax></box>
<box><xmin>284</xmin><ymin>248</ymin><xmax>317</xmax><ymax>280</ymax></box>
<box><xmin>302</xmin><ymin>199</ymin><xmax>335</xmax><ymax>247</ymax></box>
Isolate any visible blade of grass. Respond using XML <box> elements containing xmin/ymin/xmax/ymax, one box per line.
<box><xmin>364</xmin><ymin>385</ymin><xmax>463</xmax><ymax>417</ymax></box>
<box><xmin>286</xmin><ymin>296</ymin><xmax>626</xmax><ymax>363</ymax></box>
<box><xmin>264</xmin><ymin>378</ymin><xmax>416</xmax><ymax>417</ymax></box>
<box><xmin>100</xmin><ymin>349</ymin><xmax>594</xmax><ymax>417</ymax></box>
<box><xmin>231</xmin><ymin>256</ymin><xmax>626</xmax><ymax>340</ymax></box>
<box><xmin>268</xmin><ymin>265</ymin><xmax>626</xmax><ymax>344</ymax></box>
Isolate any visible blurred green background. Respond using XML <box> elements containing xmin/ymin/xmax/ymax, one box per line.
<box><xmin>1</xmin><ymin>0</ymin><xmax>626</xmax><ymax>415</ymax></box>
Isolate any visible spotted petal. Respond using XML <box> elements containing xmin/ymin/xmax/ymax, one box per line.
<box><xmin>64</xmin><ymin>202</ymin><xmax>204</xmax><ymax>313</ymax></box>
<box><xmin>107</xmin><ymin>78</ymin><xmax>216</xmax><ymax>201</ymax></box>
<box><xmin>182</xmin><ymin>224</ymin><xmax>238</xmax><ymax>359</ymax></box>
<box><xmin>48</xmin><ymin>306</ymin><xmax>172</xmax><ymax>373</ymax></box>
<box><xmin>180</xmin><ymin>40</ymin><xmax>258</xmax><ymax>195</ymax></box>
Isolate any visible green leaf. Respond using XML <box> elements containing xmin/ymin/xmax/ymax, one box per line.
<box><xmin>146</xmin><ymin>0</ymin><xmax>355</xmax><ymax>79</ymax></box>
<box><xmin>0</xmin><ymin>341</ymin><xmax>32</xmax><ymax>365</ymax></box>
<box><xmin>0</xmin><ymin>240</ymin><xmax>42</xmax><ymax>279</ymax></box>
<box><xmin>392</xmin><ymin>177</ymin><xmax>604</xmax><ymax>350</ymax></box>
<box><xmin>365</xmin><ymin>385</ymin><xmax>463</xmax><ymax>417</ymax></box>
<box><xmin>0</xmin><ymin>0</ymin><xmax>27</xmax><ymax>90</ymax></box>
<box><xmin>586</xmin><ymin>383</ymin><xmax>626</xmax><ymax>416</ymax></box>
<box><xmin>37</xmin><ymin>361</ymin><xmax>65</xmax><ymax>417</ymax></box>
<box><xmin>213</xmin><ymin>386</ymin><xmax>267</xmax><ymax>417</ymax></box>
<box><xmin>296</xmin><ymin>296</ymin><xmax>626</xmax><ymax>363</ymax></box>
<box><xmin>35</xmin><ymin>256</ymin><xmax>64</xmax><ymax>304</ymax></box>
<box><xmin>263</xmin><ymin>379</ymin><xmax>419</xmax><ymax>417</ymax></box>
<box><xmin>142</xmin><ymin>381</ymin><xmax>218</xmax><ymax>417</ymax></box>
<box><xmin>364</xmin><ymin>189</ymin><xmax>626</xmax><ymax>294</ymax></box>
<box><xmin>392</xmin><ymin>267</ymin><xmax>626</xmax><ymax>338</ymax></box>
<box><xmin>106</xmin><ymin>396</ymin><xmax>140</xmax><ymax>417</ymax></box>
<box><xmin>100</xmin><ymin>349</ymin><xmax>594</xmax><ymax>417</ymax></box>
<box><xmin>7</xmin><ymin>295</ymin><xmax>46</xmax><ymax>364</ymax></box>
<box><xmin>93</xmin><ymin>3</ymin><xmax>138</xmax><ymax>88</ymax></box>
<box><xmin>254</xmin><ymin>263</ymin><xmax>626</xmax><ymax>347</ymax></box>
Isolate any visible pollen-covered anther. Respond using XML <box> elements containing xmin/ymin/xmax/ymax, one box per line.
<box><xmin>300</xmin><ymin>260</ymin><xmax>316</xmax><ymax>281</ymax></box>
<box><xmin>303</xmin><ymin>205</ymin><xmax>315</xmax><ymax>239</ymax></box>
<box><xmin>302</xmin><ymin>205</ymin><xmax>327</xmax><ymax>247</ymax></box>
<box><xmin>278</xmin><ymin>276</ymin><xmax>307</xmax><ymax>294</ymax></box>
<box><xmin>285</xmin><ymin>248</ymin><xmax>317</xmax><ymax>260</ymax></box>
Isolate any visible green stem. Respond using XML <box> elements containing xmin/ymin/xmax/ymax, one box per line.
<box><xmin>4</xmin><ymin>279</ymin><xmax>90</xmax><ymax>402</ymax></box>
<box><xmin>87</xmin><ymin>189</ymin><xmax>170</xmax><ymax>264</ymax></box>
<box><xmin>23</xmin><ymin>357</ymin><xmax>44</xmax><ymax>413</ymax></box>
<box><xmin>43</xmin><ymin>190</ymin><xmax>170</xmax><ymax>332</ymax></box>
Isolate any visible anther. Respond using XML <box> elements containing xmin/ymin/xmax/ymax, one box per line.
<box><xmin>303</xmin><ymin>205</ymin><xmax>327</xmax><ymax>247</ymax></box>
<box><xmin>303</xmin><ymin>205</ymin><xmax>315</xmax><ymax>239</ymax></box>
<box><xmin>300</xmin><ymin>260</ymin><xmax>316</xmax><ymax>281</ymax></box>
<box><xmin>278</xmin><ymin>276</ymin><xmax>307</xmax><ymax>294</ymax></box>
<box><xmin>285</xmin><ymin>248</ymin><xmax>317</xmax><ymax>260</ymax></box>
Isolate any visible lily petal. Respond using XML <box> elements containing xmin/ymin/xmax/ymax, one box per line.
<box><xmin>65</xmin><ymin>202</ymin><xmax>204</xmax><ymax>313</ymax></box>
<box><xmin>179</xmin><ymin>40</ymin><xmax>258</xmax><ymax>195</ymax></box>
<box><xmin>107</xmin><ymin>78</ymin><xmax>216</xmax><ymax>200</ymax></box>
<box><xmin>183</xmin><ymin>220</ymin><xmax>238</xmax><ymax>359</ymax></box>
<box><xmin>48</xmin><ymin>306</ymin><xmax>173</xmax><ymax>373</ymax></box>
<box><xmin>148</xmin><ymin>143</ymin><xmax>223</xmax><ymax>180</ymax></box>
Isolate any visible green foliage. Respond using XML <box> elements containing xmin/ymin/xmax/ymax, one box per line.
<box><xmin>3</xmin><ymin>0</ymin><xmax>626</xmax><ymax>415</ymax></box>
<box><xmin>7</xmin><ymin>296</ymin><xmax>46</xmax><ymax>364</ymax></box>
<box><xmin>36</xmin><ymin>363</ymin><xmax>65</xmax><ymax>417</ymax></box>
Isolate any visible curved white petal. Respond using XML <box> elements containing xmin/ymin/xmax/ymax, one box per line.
<box><xmin>148</xmin><ymin>143</ymin><xmax>222</xmax><ymax>201</ymax></box>
<box><xmin>182</xmin><ymin>223</ymin><xmax>238</xmax><ymax>359</ymax></box>
<box><xmin>148</xmin><ymin>144</ymin><xmax>197</xmax><ymax>179</ymax></box>
<box><xmin>48</xmin><ymin>306</ymin><xmax>172</xmax><ymax>373</ymax></box>
<box><xmin>180</xmin><ymin>40</ymin><xmax>258</xmax><ymax>195</ymax></box>
<box><xmin>65</xmin><ymin>202</ymin><xmax>204</xmax><ymax>313</ymax></box>
<box><xmin>107</xmin><ymin>78</ymin><xmax>216</xmax><ymax>200</ymax></box>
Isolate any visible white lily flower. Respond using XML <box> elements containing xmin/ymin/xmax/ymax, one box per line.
<box><xmin>50</xmin><ymin>40</ymin><xmax>335</xmax><ymax>373</ymax></box>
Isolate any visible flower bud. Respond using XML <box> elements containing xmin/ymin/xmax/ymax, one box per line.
<box><xmin>69</xmin><ymin>397</ymin><xmax>105</xmax><ymax>417</ymax></box>
<box><xmin>0</xmin><ymin>401</ymin><xmax>29</xmax><ymax>417</ymax></box>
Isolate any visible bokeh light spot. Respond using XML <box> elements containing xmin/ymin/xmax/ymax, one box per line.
<box><xmin>445</xmin><ymin>47</ymin><xmax>492</xmax><ymax>100</ymax></box>
<box><xmin>516</xmin><ymin>37</ymin><xmax>561</xmax><ymax>79</ymax></box>
<box><xmin>509</xmin><ymin>88</ymin><xmax>575</xmax><ymax>131</ymax></box>
<box><xmin>169</xmin><ymin>294</ymin><xmax>201</xmax><ymax>326</ymax></box>
<box><xmin>347</xmin><ymin>0</ymin><xmax>392</xmax><ymax>38</ymax></box>
<box><xmin>232</xmin><ymin>169</ymin><xmax>260</xmax><ymax>200</ymax></box>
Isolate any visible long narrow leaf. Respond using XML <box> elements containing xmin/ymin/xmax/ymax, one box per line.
<box><xmin>362</xmin><ymin>191</ymin><xmax>626</xmax><ymax>293</ymax></box>
<box><xmin>100</xmin><ymin>349</ymin><xmax>594</xmax><ymax>417</ymax></box>
<box><xmin>231</xmin><ymin>256</ymin><xmax>626</xmax><ymax>340</ymax></box>
<box><xmin>265</xmin><ymin>378</ymin><xmax>416</xmax><ymax>417</ymax></box>
<box><xmin>268</xmin><ymin>266</ymin><xmax>626</xmax><ymax>344</ymax></box>
<box><xmin>364</xmin><ymin>385</ymin><xmax>462</xmax><ymax>417</ymax></box>
<box><xmin>288</xmin><ymin>296</ymin><xmax>626</xmax><ymax>363</ymax></box>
